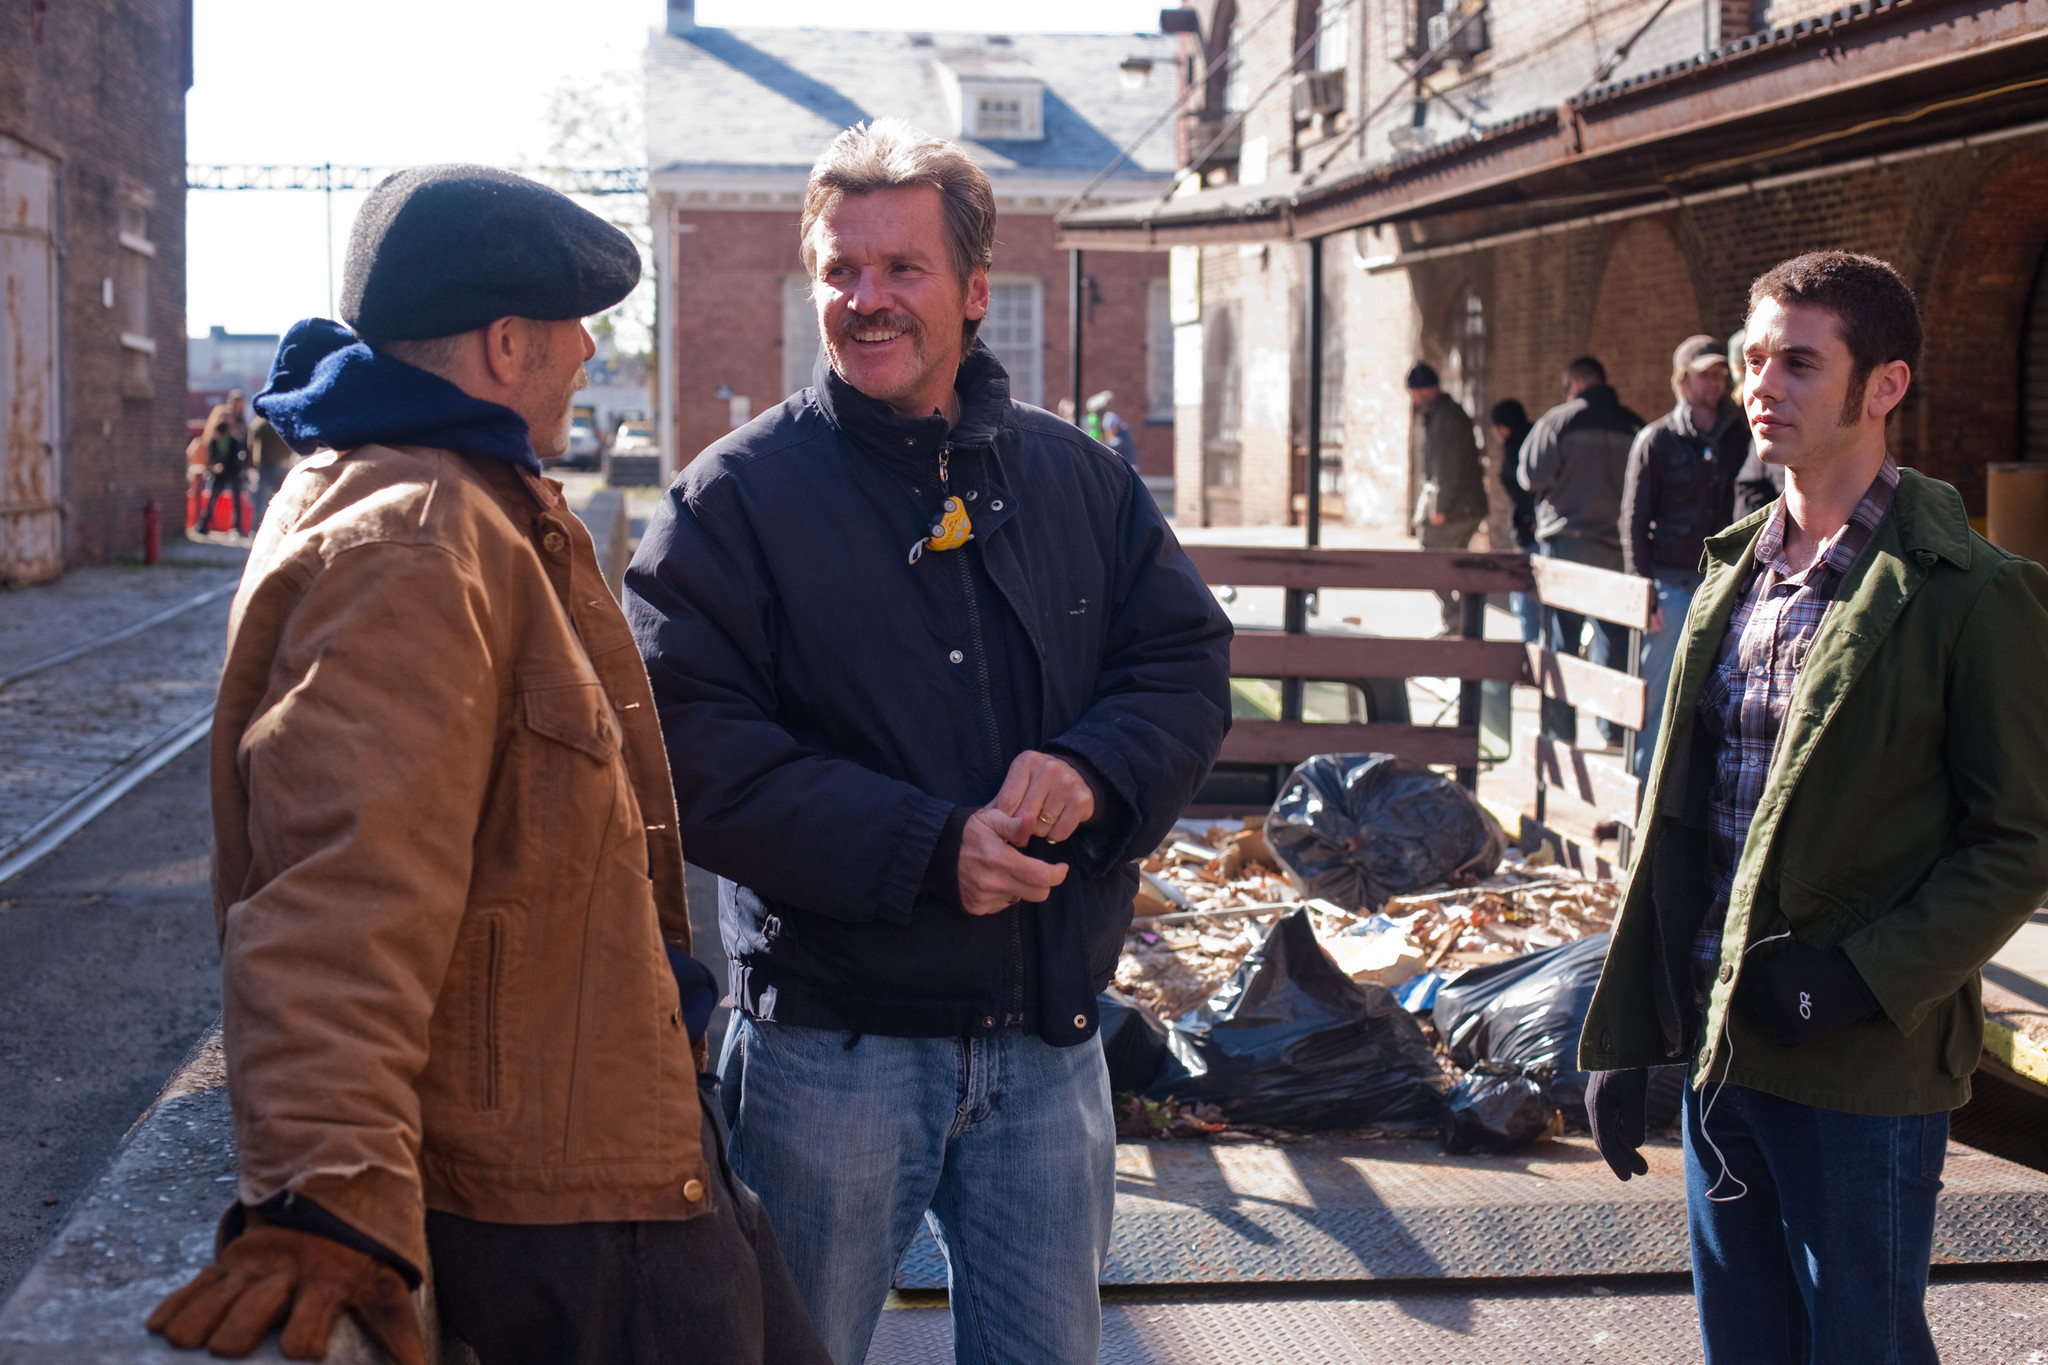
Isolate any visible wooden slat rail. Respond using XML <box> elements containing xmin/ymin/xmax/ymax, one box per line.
<box><xmin>1220</xmin><ymin>721</ymin><xmax>1479</xmax><ymax>768</ymax></box>
<box><xmin>1185</xmin><ymin>545</ymin><xmax>1533</xmax><ymax>594</ymax></box>
<box><xmin>1504</xmin><ymin>714</ymin><xmax>1642</xmax><ymax>843</ymax></box>
<box><xmin>1522</xmin><ymin>644</ymin><xmax>1648</xmax><ymax>731</ymax></box>
<box><xmin>1527</xmin><ymin>555</ymin><xmax>1655</xmax><ymax>630</ymax></box>
<box><xmin>1233</xmin><ymin>630</ymin><xmax>1527</xmax><ymax>681</ymax></box>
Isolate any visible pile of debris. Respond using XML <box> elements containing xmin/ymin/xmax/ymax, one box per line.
<box><xmin>1118</xmin><ymin>818</ymin><xmax>1617</xmax><ymax>1026</ymax></box>
<box><xmin>1111</xmin><ymin>816</ymin><xmax>1627</xmax><ymax>1150</ymax></box>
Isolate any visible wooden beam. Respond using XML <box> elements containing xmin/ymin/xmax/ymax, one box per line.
<box><xmin>1527</xmin><ymin>556</ymin><xmax>1655</xmax><ymax>630</ymax></box>
<box><xmin>1523</xmin><ymin>720</ymin><xmax>1641</xmax><ymax>826</ymax></box>
<box><xmin>1218</xmin><ymin>721</ymin><xmax>1478</xmax><ymax>767</ymax></box>
<box><xmin>1232</xmin><ymin>631</ymin><xmax>1528</xmax><ymax>681</ymax></box>
<box><xmin>1186</xmin><ymin>545</ymin><xmax>1534</xmax><ymax>594</ymax></box>
<box><xmin>1522</xmin><ymin>645</ymin><xmax>1649</xmax><ymax>730</ymax></box>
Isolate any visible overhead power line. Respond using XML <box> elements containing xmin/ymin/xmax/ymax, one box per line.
<box><xmin>187</xmin><ymin>164</ymin><xmax>647</xmax><ymax>195</ymax></box>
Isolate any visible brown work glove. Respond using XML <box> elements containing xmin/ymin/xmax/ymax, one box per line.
<box><xmin>146</xmin><ymin>1214</ymin><xmax>424</xmax><ymax>1363</ymax></box>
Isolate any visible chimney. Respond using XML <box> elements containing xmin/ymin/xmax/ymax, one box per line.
<box><xmin>667</xmin><ymin>0</ymin><xmax>696</xmax><ymax>34</ymax></box>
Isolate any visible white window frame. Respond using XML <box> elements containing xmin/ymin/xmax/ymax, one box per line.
<box><xmin>782</xmin><ymin>275</ymin><xmax>821</xmax><ymax>401</ymax></box>
<box><xmin>982</xmin><ymin>276</ymin><xmax>1044</xmax><ymax>408</ymax></box>
<box><xmin>1147</xmin><ymin>279</ymin><xmax>1175</xmax><ymax>423</ymax></box>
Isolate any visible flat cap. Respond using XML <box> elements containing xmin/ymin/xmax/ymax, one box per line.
<box><xmin>1673</xmin><ymin>334</ymin><xmax>1728</xmax><ymax>373</ymax></box>
<box><xmin>341</xmin><ymin>165</ymin><xmax>640</xmax><ymax>343</ymax></box>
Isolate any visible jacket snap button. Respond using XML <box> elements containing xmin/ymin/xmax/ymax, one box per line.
<box><xmin>1718</xmin><ymin>963</ymin><xmax>1733</xmax><ymax>983</ymax></box>
<box><xmin>683</xmin><ymin>1178</ymin><xmax>704</xmax><ymax>1203</ymax></box>
<box><xmin>541</xmin><ymin>530</ymin><xmax>567</xmax><ymax>554</ymax></box>
<box><xmin>949</xmin><ymin>649</ymin><xmax>964</xmax><ymax>664</ymax></box>
<box><xmin>981</xmin><ymin>1015</ymin><xmax>996</xmax><ymax>1030</ymax></box>
<box><xmin>1073</xmin><ymin>1013</ymin><xmax>1088</xmax><ymax>1029</ymax></box>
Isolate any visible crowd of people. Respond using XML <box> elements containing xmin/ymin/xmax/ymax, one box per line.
<box><xmin>134</xmin><ymin>120</ymin><xmax>2048</xmax><ymax>1365</ymax></box>
<box><xmin>1408</xmin><ymin>330</ymin><xmax>1788</xmax><ymax>771</ymax></box>
<box><xmin>185</xmin><ymin>388</ymin><xmax>296</xmax><ymax>539</ymax></box>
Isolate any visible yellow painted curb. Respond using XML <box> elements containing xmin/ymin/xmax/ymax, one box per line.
<box><xmin>1983</xmin><ymin>1015</ymin><xmax>2048</xmax><ymax>1088</ymax></box>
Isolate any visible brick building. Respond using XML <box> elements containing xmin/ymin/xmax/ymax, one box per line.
<box><xmin>1</xmin><ymin>0</ymin><xmax>191</xmax><ymax>581</ymax></box>
<box><xmin>1065</xmin><ymin>0</ymin><xmax>2048</xmax><ymax>533</ymax></box>
<box><xmin>645</xmin><ymin>0</ymin><xmax>1182</xmax><ymax>486</ymax></box>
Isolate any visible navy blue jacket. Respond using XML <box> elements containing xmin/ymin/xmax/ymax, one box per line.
<box><xmin>624</xmin><ymin>344</ymin><xmax>1232</xmax><ymax>1048</ymax></box>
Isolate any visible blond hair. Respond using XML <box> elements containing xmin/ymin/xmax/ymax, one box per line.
<box><xmin>800</xmin><ymin>119</ymin><xmax>996</xmax><ymax>339</ymax></box>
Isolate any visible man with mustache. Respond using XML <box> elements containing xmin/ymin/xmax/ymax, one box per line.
<box><xmin>625</xmin><ymin>119</ymin><xmax>1232</xmax><ymax>1364</ymax></box>
<box><xmin>148</xmin><ymin>166</ymin><xmax>827</xmax><ymax>1365</ymax></box>
<box><xmin>1581</xmin><ymin>252</ymin><xmax>2048</xmax><ymax>1363</ymax></box>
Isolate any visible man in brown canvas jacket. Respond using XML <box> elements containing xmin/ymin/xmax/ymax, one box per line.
<box><xmin>146</xmin><ymin>167</ymin><xmax>826</xmax><ymax>1365</ymax></box>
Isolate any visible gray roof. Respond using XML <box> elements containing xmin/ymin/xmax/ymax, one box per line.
<box><xmin>646</xmin><ymin>26</ymin><xmax>1180</xmax><ymax>184</ymax></box>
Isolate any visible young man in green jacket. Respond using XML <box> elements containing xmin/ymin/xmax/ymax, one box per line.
<box><xmin>1579</xmin><ymin>252</ymin><xmax>2048</xmax><ymax>1363</ymax></box>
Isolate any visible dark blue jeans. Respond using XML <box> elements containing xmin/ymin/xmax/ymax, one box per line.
<box><xmin>1683</xmin><ymin>1082</ymin><xmax>1947</xmax><ymax>1364</ymax></box>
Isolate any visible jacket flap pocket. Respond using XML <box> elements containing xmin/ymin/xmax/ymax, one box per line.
<box><xmin>1777</xmin><ymin>870</ymin><xmax>1864</xmax><ymax>944</ymax></box>
<box><xmin>520</xmin><ymin>681</ymin><xmax>621</xmax><ymax>761</ymax></box>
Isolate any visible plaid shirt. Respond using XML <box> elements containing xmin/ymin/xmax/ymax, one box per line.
<box><xmin>1691</xmin><ymin>459</ymin><xmax>1900</xmax><ymax>989</ymax></box>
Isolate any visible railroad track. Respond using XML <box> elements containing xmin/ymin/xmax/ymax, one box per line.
<box><xmin>0</xmin><ymin>579</ymin><xmax>239</xmax><ymax>885</ymax></box>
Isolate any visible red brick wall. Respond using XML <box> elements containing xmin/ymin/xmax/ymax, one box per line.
<box><xmin>1392</xmin><ymin>138</ymin><xmax>2048</xmax><ymax>518</ymax></box>
<box><xmin>667</xmin><ymin>208</ymin><xmax>1172</xmax><ymax>476</ymax></box>
<box><xmin>0</xmin><ymin>0</ymin><xmax>191</xmax><ymax>571</ymax></box>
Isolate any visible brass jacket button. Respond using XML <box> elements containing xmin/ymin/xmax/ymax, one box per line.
<box><xmin>683</xmin><ymin>1178</ymin><xmax>704</xmax><ymax>1203</ymax></box>
<box><xmin>542</xmin><ymin>529</ymin><xmax>568</xmax><ymax>554</ymax></box>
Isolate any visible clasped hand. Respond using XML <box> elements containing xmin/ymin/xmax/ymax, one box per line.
<box><xmin>956</xmin><ymin>750</ymin><xmax>1094</xmax><ymax>916</ymax></box>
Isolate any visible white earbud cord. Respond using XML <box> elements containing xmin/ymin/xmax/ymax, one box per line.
<box><xmin>1696</xmin><ymin>928</ymin><xmax>1794</xmax><ymax>1203</ymax></box>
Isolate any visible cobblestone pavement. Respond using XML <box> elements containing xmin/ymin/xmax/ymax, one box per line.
<box><xmin>0</xmin><ymin>557</ymin><xmax>244</xmax><ymax>863</ymax></box>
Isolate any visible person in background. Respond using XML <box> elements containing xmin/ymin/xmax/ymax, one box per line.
<box><xmin>1490</xmin><ymin>398</ymin><xmax>1541</xmax><ymax>643</ymax></box>
<box><xmin>1618</xmin><ymin>336</ymin><xmax>1748</xmax><ymax>775</ymax></box>
<box><xmin>246</xmin><ymin>410</ymin><xmax>296</xmax><ymax>529</ymax></box>
<box><xmin>192</xmin><ymin>391</ymin><xmax>250</xmax><ymax>536</ymax></box>
<box><xmin>1519</xmin><ymin>356</ymin><xmax>1644</xmax><ymax>745</ymax></box>
<box><xmin>1102</xmin><ymin>409</ymin><xmax>1137</xmax><ymax>468</ymax></box>
<box><xmin>1407</xmin><ymin>362</ymin><xmax>1490</xmax><ymax>634</ymax></box>
<box><xmin>1583</xmin><ymin>250</ymin><xmax>2048</xmax><ymax>1365</ymax></box>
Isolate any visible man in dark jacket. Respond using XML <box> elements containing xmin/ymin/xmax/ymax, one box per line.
<box><xmin>625</xmin><ymin>120</ymin><xmax>1232</xmax><ymax>1365</ymax></box>
<box><xmin>1618</xmin><ymin>336</ymin><xmax>1748</xmax><ymax>774</ymax></box>
<box><xmin>1519</xmin><ymin>357</ymin><xmax>1644</xmax><ymax>743</ymax></box>
<box><xmin>1581</xmin><ymin>253</ymin><xmax>2048</xmax><ymax>1363</ymax></box>
<box><xmin>1407</xmin><ymin>362</ymin><xmax>1489</xmax><ymax>633</ymax></box>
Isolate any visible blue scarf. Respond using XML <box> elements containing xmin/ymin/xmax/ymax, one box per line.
<box><xmin>253</xmin><ymin>317</ymin><xmax>540</xmax><ymax>474</ymax></box>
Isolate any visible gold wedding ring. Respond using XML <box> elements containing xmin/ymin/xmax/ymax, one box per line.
<box><xmin>1037</xmin><ymin>811</ymin><xmax>1057</xmax><ymax>825</ymax></box>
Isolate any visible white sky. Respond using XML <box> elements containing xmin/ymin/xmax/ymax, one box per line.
<box><xmin>185</xmin><ymin>0</ymin><xmax>1168</xmax><ymax>339</ymax></box>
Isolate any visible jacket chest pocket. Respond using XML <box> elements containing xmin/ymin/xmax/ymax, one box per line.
<box><xmin>511</xmin><ymin>678</ymin><xmax>632</xmax><ymax>857</ymax></box>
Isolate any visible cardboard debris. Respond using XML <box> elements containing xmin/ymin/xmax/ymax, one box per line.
<box><xmin>1119</xmin><ymin>823</ymin><xmax>1619</xmax><ymax>1027</ymax></box>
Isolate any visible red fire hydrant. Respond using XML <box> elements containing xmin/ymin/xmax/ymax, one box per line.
<box><xmin>142</xmin><ymin>498</ymin><xmax>161</xmax><ymax>566</ymax></box>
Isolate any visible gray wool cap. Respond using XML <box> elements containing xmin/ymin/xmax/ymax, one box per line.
<box><xmin>340</xmin><ymin>164</ymin><xmax>641</xmax><ymax>343</ymax></box>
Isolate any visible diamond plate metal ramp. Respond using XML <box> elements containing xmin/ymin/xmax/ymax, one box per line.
<box><xmin>867</xmin><ymin>1274</ymin><xmax>2048</xmax><ymax>1364</ymax></box>
<box><xmin>893</xmin><ymin>1134</ymin><xmax>2048</xmax><ymax>1289</ymax></box>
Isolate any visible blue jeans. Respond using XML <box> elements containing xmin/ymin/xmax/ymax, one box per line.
<box><xmin>1537</xmin><ymin>536</ymin><xmax>1630</xmax><ymax>744</ymax></box>
<box><xmin>1636</xmin><ymin>568</ymin><xmax>1703</xmax><ymax>775</ymax></box>
<box><xmin>1683</xmin><ymin>1082</ymin><xmax>1947</xmax><ymax>1364</ymax></box>
<box><xmin>719</xmin><ymin>1016</ymin><xmax>1115</xmax><ymax>1365</ymax></box>
<box><xmin>1508</xmin><ymin>589</ymin><xmax>1544</xmax><ymax>644</ymax></box>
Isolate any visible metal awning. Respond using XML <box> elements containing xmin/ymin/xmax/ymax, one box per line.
<box><xmin>1057</xmin><ymin>0</ymin><xmax>2048</xmax><ymax>249</ymax></box>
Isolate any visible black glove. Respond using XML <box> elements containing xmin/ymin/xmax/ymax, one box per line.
<box><xmin>1585</xmin><ymin>1067</ymin><xmax>1650</xmax><ymax>1181</ymax></box>
<box><xmin>1736</xmin><ymin>935</ymin><xmax>1881</xmax><ymax>1047</ymax></box>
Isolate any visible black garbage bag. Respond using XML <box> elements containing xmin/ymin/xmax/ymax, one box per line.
<box><xmin>1148</xmin><ymin>906</ymin><xmax>1450</xmax><ymax>1129</ymax></box>
<box><xmin>1098</xmin><ymin>988</ymin><xmax>1170</xmax><ymax>1094</ymax></box>
<box><xmin>1433</xmin><ymin>933</ymin><xmax>1610</xmax><ymax>1125</ymax></box>
<box><xmin>1440</xmin><ymin>1062</ymin><xmax>1560</xmax><ymax>1154</ymax></box>
<box><xmin>1264</xmin><ymin>754</ymin><xmax>1506</xmax><ymax>912</ymax></box>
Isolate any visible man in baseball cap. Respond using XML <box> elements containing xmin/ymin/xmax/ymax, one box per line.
<box><xmin>147</xmin><ymin>166</ymin><xmax>827</xmax><ymax>1365</ymax></box>
<box><xmin>1616</xmin><ymin>334</ymin><xmax>1751</xmax><ymax>773</ymax></box>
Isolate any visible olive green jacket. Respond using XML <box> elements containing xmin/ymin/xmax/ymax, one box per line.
<box><xmin>1579</xmin><ymin>468</ymin><xmax>2048</xmax><ymax>1115</ymax></box>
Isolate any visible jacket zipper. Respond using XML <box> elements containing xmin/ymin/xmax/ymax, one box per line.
<box><xmin>942</xmin><ymin>442</ymin><xmax>1025</xmax><ymax>1027</ymax></box>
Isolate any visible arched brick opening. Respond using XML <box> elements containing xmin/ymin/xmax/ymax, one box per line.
<box><xmin>1585</xmin><ymin>216</ymin><xmax>1705</xmax><ymax>421</ymax></box>
<box><xmin>1910</xmin><ymin>140</ymin><xmax>2048</xmax><ymax>511</ymax></box>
